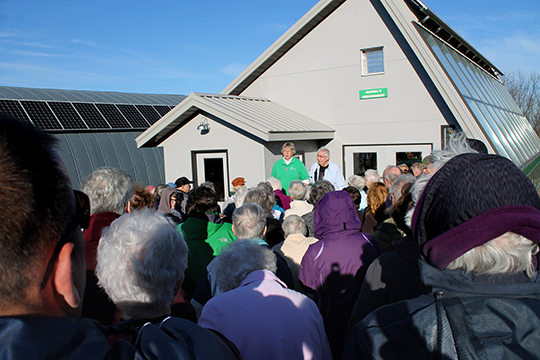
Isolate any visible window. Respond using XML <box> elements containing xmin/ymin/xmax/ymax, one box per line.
<box><xmin>353</xmin><ymin>152</ymin><xmax>377</xmax><ymax>175</ymax></box>
<box><xmin>396</xmin><ymin>152</ymin><xmax>422</xmax><ymax>166</ymax></box>
<box><xmin>361</xmin><ymin>47</ymin><xmax>384</xmax><ymax>75</ymax></box>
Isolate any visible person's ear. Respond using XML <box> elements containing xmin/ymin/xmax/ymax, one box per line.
<box><xmin>126</xmin><ymin>201</ymin><xmax>131</xmax><ymax>213</ymax></box>
<box><xmin>232</xmin><ymin>224</ymin><xmax>236</xmax><ymax>236</ymax></box>
<box><xmin>262</xmin><ymin>226</ymin><xmax>267</xmax><ymax>237</ymax></box>
<box><xmin>53</xmin><ymin>243</ymin><xmax>81</xmax><ymax>309</ymax></box>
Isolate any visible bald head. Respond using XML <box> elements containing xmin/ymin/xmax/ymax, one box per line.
<box><xmin>382</xmin><ymin>166</ymin><xmax>401</xmax><ymax>188</ymax></box>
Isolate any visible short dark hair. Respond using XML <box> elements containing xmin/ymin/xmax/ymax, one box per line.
<box><xmin>185</xmin><ymin>186</ymin><xmax>220</xmax><ymax>216</ymax></box>
<box><xmin>0</xmin><ymin>114</ymin><xmax>75</xmax><ymax>306</ymax></box>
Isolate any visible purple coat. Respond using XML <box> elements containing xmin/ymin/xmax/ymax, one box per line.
<box><xmin>274</xmin><ymin>189</ymin><xmax>291</xmax><ymax>210</ymax></box>
<box><xmin>299</xmin><ymin>190</ymin><xmax>381</xmax><ymax>357</ymax></box>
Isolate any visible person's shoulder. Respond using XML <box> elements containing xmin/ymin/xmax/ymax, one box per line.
<box><xmin>302</xmin><ymin>240</ymin><xmax>322</xmax><ymax>259</ymax></box>
<box><xmin>110</xmin><ymin>317</ymin><xmax>242</xmax><ymax>360</ymax></box>
<box><xmin>0</xmin><ymin>316</ymin><xmax>110</xmax><ymax>360</ymax></box>
<box><xmin>272</xmin><ymin>241</ymin><xmax>284</xmax><ymax>252</ymax></box>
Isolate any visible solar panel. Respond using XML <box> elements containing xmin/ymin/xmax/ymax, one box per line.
<box><xmin>72</xmin><ymin>103</ymin><xmax>111</xmax><ymax>129</ymax></box>
<box><xmin>48</xmin><ymin>102</ymin><xmax>88</xmax><ymax>129</ymax></box>
<box><xmin>136</xmin><ymin>105</ymin><xmax>162</xmax><ymax>125</ymax></box>
<box><xmin>116</xmin><ymin>104</ymin><xmax>149</xmax><ymax>128</ymax></box>
<box><xmin>154</xmin><ymin>105</ymin><xmax>173</xmax><ymax>117</ymax></box>
<box><xmin>0</xmin><ymin>99</ymin><xmax>31</xmax><ymax>122</ymax></box>
<box><xmin>20</xmin><ymin>101</ymin><xmax>62</xmax><ymax>130</ymax></box>
<box><xmin>95</xmin><ymin>103</ymin><xmax>131</xmax><ymax>129</ymax></box>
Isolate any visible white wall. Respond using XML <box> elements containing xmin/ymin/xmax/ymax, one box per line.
<box><xmin>162</xmin><ymin>114</ymin><xmax>267</xmax><ymax>186</ymax></box>
<box><xmin>241</xmin><ymin>0</ymin><xmax>447</xmax><ymax>160</ymax></box>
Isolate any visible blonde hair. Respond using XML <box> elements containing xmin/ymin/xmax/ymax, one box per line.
<box><xmin>365</xmin><ymin>182</ymin><xmax>389</xmax><ymax>215</ymax></box>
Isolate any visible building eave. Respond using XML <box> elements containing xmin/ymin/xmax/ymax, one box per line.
<box><xmin>136</xmin><ymin>93</ymin><xmax>335</xmax><ymax>147</ymax></box>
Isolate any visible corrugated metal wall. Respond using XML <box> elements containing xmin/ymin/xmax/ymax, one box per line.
<box><xmin>54</xmin><ymin>131</ymin><xmax>164</xmax><ymax>190</ymax></box>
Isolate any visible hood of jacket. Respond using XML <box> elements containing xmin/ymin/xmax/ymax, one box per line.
<box><xmin>314</xmin><ymin>190</ymin><xmax>362</xmax><ymax>239</ymax></box>
<box><xmin>157</xmin><ymin>187</ymin><xmax>178</xmax><ymax>214</ymax></box>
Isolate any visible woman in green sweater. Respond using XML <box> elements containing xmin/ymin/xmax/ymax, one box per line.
<box><xmin>271</xmin><ymin>142</ymin><xmax>309</xmax><ymax>196</ymax></box>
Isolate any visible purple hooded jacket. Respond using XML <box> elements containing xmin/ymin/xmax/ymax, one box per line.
<box><xmin>299</xmin><ymin>190</ymin><xmax>381</xmax><ymax>357</ymax></box>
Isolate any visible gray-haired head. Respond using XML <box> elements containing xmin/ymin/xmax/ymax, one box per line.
<box><xmin>234</xmin><ymin>187</ymin><xmax>248</xmax><ymax>208</ymax></box>
<box><xmin>282</xmin><ymin>215</ymin><xmax>307</xmax><ymax>238</ymax></box>
<box><xmin>382</xmin><ymin>165</ymin><xmax>402</xmax><ymax>187</ymax></box>
<box><xmin>347</xmin><ymin>175</ymin><xmax>366</xmax><ymax>191</ymax></box>
<box><xmin>266</xmin><ymin>177</ymin><xmax>283</xmax><ymax>191</ymax></box>
<box><xmin>96</xmin><ymin>209</ymin><xmax>188</xmax><ymax>319</ymax></box>
<box><xmin>232</xmin><ymin>203</ymin><xmax>267</xmax><ymax>239</ymax></box>
<box><xmin>82</xmin><ymin>167</ymin><xmax>133</xmax><ymax>215</ymax></box>
<box><xmin>317</xmin><ymin>147</ymin><xmax>330</xmax><ymax>157</ymax></box>
<box><xmin>216</xmin><ymin>240</ymin><xmax>277</xmax><ymax>292</ymax></box>
<box><xmin>364</xmin><ymin>169</ymin><xmax>380</xmax><ymax>185</ymax></box>
<box><xmin>281</xmin><ymin>142</ymin><xmax>296</xmax><ymax>154</ymax></box>
<box><xmin>288</xmin><ymin>181</ymin><xmax>307</xmax><ymax>201</ymax></box>
<box><xmin>257</xmin><ymin>181</ymin><xmax>275</xmax><ymax>194</ymax></box>
<box><xmin>199</xmin><ymin>181</ymin><xmax>216</xmax><ymax>193</ymax></box>
<box><xmin>389</xmin><ymin>173</ymin><xmax>416</xmax><ymax>204</ymax></box>
<box><xmin>307</xmin><ymin>180</ymin><xmax>335</xmax><ymax>206</ymax></box>
<box><xmin>244</xmin><ymin>186</ymin><xmax>275</xmax><ymax>217</ymax></box>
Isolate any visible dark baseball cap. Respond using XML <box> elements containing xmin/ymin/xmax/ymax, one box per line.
<box><xmin>175</xmin><ymin>177</ymin><xmax>193</xmax><ymax>187</ymax></box>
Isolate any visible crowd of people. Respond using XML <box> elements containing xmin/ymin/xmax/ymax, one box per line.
<box><xmin>1</xmin><ymin>112</ymin><xmax>540</xmax><ymax>360</ymax></box>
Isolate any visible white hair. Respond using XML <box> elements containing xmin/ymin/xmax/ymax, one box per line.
<box><xmin>267</xmin><ymin>177</ymin><xmax>283</xmax><ymax>191</ymax></box>
<box><xmin>282</xmin><ymin>215</ymin><xmax>307</xmax><ymax>237</ymax></box>
<box><xmin>288</xmin><ymin>181</ymin><xmax>307</xmax><ymax>201</ymax></box>
<box><xmin>216</xmin><ymin>240</ymin><xmax>277</xmax><ymax>292</ymax></box>
<box><xmin>347</xmin><ymin>175</ymin><xmax>366</xmax><ymax>191</ymax></box>
<box><xmin>235</xmin><ymin>188</ymin><xmax>248</xmax><ymax>208</ymax></box>
<box><xmin>82</xmin><ymin>166</ymin><xmax>133</xmax><ymax>215</ymax></box>
<box><xmin>364</xmin><ymin>169</ymin><xmax>380</xmax><ymax>184</ymax></box>
<box><xmin>317</xmin><ymin>147</ymin><xmax>330</xmax><ymax>157</ymax></box>
<box><xmin>232</xmin><ymin>203</ymin><xmax>267</xmax><ymax>239</ymax></box>
<box><xmin>96</xmin><ymin>209</ymin><xmax>188</xmax><ymax>319</ymax></box>
<box><xmin>389</xmin><ymin>173</ymin><xmax>416</xmax><ymax>202</ymax></box>
<box><xmin>446</xmin><ymin>232</ymin><xmax>539</xmax><ymax>278</ymax></box>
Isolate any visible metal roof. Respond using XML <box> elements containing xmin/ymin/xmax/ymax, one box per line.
<box><xmin>0</xmin><ymin>85</ymin><xmax>184</xmax><ymax>105</ymax></box>
<box><xmin>137</xmin><ymin>93</ymin><xmax>334</xmax><ymax>147</ymax></box>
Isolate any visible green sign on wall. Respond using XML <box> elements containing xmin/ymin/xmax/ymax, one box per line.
<box><xmin>359</xmin><ymin>88</ymin><xmax>388</xmax><ymax>100</ymax></box>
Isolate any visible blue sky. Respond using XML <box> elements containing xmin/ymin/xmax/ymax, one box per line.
<box><xmin>0</xmin><ymin>0</ymin><xmax>538</xmax><ymax>95</ymax></box>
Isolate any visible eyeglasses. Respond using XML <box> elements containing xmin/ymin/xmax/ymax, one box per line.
<box><xmin>40</xmin><ymin>190</ymin><xmax>91</xmax><ymax>289</ymax></box>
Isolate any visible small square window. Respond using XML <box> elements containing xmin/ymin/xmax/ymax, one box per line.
<box><xmin>361</xmin><ymin>47</ymin><xmax>384</xmax><ymax>75</ymax></box>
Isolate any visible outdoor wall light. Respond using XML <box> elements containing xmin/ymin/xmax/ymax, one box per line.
<box><xmin>196</xmin><ymin>118</ymin><xmax>210</xmax><ymax>134</ymax></box>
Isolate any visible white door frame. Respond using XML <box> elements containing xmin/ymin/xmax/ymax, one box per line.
<box><xmin>192</xmin><ymin>150</ymin><xmax>230</xmax><ymax>201</ymax></box>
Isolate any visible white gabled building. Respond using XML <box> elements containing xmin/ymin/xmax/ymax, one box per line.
<box><xmin>137</xmin><ymin>0</ymin><xmax>540</xmax><ymax>200</ymax></box>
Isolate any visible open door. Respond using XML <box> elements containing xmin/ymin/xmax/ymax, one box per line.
<box><xmin>193</xmin><ymin>151</ymin><xmax>229</xmax><ymax>202</ymax></box>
